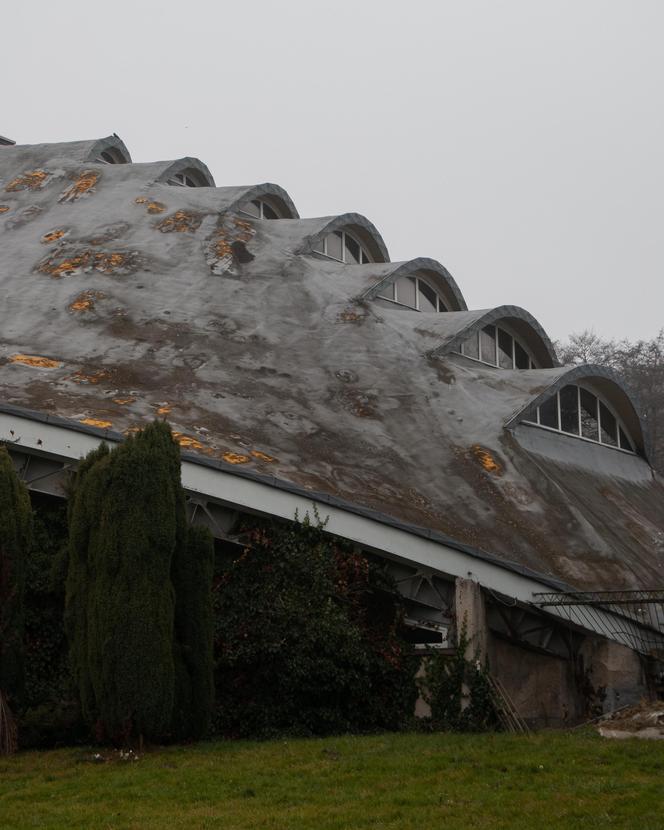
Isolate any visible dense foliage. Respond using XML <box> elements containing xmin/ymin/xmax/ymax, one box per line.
<box><xmin>4</xmin><ymin>427</ymin><xmax>480</xmax><ymax>748</ymax></box>
<box><xmin>213</xmin><ymin>512</ymin><xmax>418</xmax><ymax>738</ymax></box>
<box><xmin>0</xmin><ymin>446</ymin><xmax>33</xmax><ymax>706</ymax></box>
<box><xmin>65</xmin><ymin>423</ymin><xmax>214</xmax><ymax>744</ymax></box>
<box><xmin>171</xmin><ymin>525</ymin><xmax>215</xmax><ymax>741</ymax></box>
<box><xmin>20</xmin><ymin>495</ymin><xmax>83</xmax><ymax>748</ymax></box>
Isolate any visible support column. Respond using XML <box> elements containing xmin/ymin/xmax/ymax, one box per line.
<box><xmin>454</xmin><ymin>577</ymin><xmax>488</xmax><ymax>661</ymax></box>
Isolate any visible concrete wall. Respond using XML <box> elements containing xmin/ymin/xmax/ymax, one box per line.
<box><xmin>579</xmin><ymin>638</ymin><xmax>648</xmax><ymax>714</ymax></box>
<box><xmin>489</xmin><ymin>637</ymin><xmax>579</xmax><ymax>727</ymax></box>
<box><xmin>453</xmin><ymin>577</ymin><xmax>650</xmax><ymax>727</ymax></box>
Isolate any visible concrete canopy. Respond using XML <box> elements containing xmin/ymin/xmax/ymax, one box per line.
<box><xmin>1</xmin><ymin>135</ymin><xmax>663</xmax><ymax>592</ymax></box>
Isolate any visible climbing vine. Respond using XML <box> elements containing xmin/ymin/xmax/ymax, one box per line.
<box><xmin>420</xmin><ymin>623</ymin><xmax>499</xmax><ymax>732</ymax></box>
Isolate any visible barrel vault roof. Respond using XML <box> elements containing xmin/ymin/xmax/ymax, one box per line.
<box><xmin>1</xmin><ymin>135</ymin><xmax>663</xmax><ymax>591</ymax></box>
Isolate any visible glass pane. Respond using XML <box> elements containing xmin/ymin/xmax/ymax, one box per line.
<box><xmin>539</xmin><ymin>395</ymin><xmax>559</xmax><ymax>429</ymax></box>
<box><xmin>438</xmin><ymin>297</ymin><xmax>448</xmax><ymax>312</ymax></box>
<box><xmin>313</xmin><ymin>239</ymin><xmax>325</xmax><ymax>254</ymax></box>
<box><xmin>326</xmin><ymin>231</ymin><xmax>343</xmax><ymax>260</ymax></box>
<box><xmin>241</xmin><ymin>200</ymin><xmax>261</xmax><ymax>218</ymax></box>
<box><xmin>559</xmin><ymin>385</ymin><xmax>579</xmax><ymax>435</ymax></box>
<box><xmin>418</xmin><ymin>281</ymin><xmax>438</xmax><ymax>312</ymax></box>
<box><xmin>514</xmin><ymin>340</ymin><xmax>529</xmax><ymax>369</ymax></box>
<box><xmin>345</xmin><ymin>234</ymin><xmax>361</xmax><ymax>264</ymax></box>
<box><xmin>395</xmin><ymin>276</ymin><xmax>417</xmax><ymax>308</ymax></box>
<box><xmin>184</xmin><ymin>175</ymin><xmax>197</xmax><ymax>187</ymax></box>
<box><xmin>262</xmin><ymin>201</ymin><xmax>279</xmax><ymax>220</ymax></box>
<box><xmin>599</xmin><ymin>401</ymin><xmax>618</xmax><ymax>446</ymax></box>
<box><xmin>463</xmin><ymin>332</ymin><xmax>479</xmax><ymax>359</ymax></box>
<box><xmin>580</xmin><ymin>389</ymin><xmax>599</xmax><ymax>441</ymax></box>
<box><xmin>619</xmin><ymin>427</ymin><xmax>634</xmax><ymax>452</ymax></box>
<box><xmin>378</xmin><ymin>283</ymin><xmax>394</xmax><ymax>300</ymax></box>
<box><xmin>498</xmin><ymin>329</ymin><xmax>513</xmax><ymax>368</ymax></box>
<box><xmin>361</xmin><ymin>249</ymin><xmax>370</xmax><ymax>264</ymax></box>
<box><xmin>480</xmin><ymin>325</ymin><xmax>497</xmax><ymax>365</ymax></box>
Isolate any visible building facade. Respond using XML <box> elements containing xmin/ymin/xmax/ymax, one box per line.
<box><xmin>1</xmin><ymin>134</ymin><xmax>662</xmax><ymax>725</ymax></box>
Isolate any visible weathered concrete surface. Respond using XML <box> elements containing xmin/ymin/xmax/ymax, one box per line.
<box><xmin>581</xmin><ymin>638</ymin><xmax>648</xmax><ymax>713</ymax></box>
<box><xmin>455</xmin><ymin>578</ymin><xmax>489</xmax><ymax>660</ymax></box>
<box><xmin>1</xmin><ymin>136</ymin><xmax>664</xmax><ymax>591</ymax></box>
<box><xmin>490</xmin><ymin>638</ymin><xmax>579</xmax><ymax>727</ymax></box>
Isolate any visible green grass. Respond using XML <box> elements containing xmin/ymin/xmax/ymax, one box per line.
<box><xmin>1</xmin><ymin>730</ymin><xmax>663</xmax><ymax>829</ymax></box>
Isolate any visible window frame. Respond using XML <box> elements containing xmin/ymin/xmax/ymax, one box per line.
<box><xmin>314</xmin><ymin>230</ymin><xmax>372</xmax><ymax>264</ymax></box>
<box><xmin>239</xmin><ymin>198</ymin><xmax>282</xmax><ymax>220</ymax></box>
<box><xmin>523</xmin><ymin>382</ymin><xmax>636</xmax><ymax>454</ymax></box>
<box><xmin>95</xmin><ymin>147</ymin><xmax>129</xmax><ymax>165</ymax></box>
<box><xmin>377</xmin><ymin>274</ymin><xmax>449</xmax><ymax>313</ymax></box>
<box><xmin>458</xmin><ymin>322</ymin><xmax>539</xmax><ymax>370</ymax></box>
<box><xmin>167</xmin><ymin>170</ymin><xmax>206</xmax><ymax>188</ymax></box>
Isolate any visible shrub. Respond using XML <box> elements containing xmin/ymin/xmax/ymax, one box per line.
<box><xmin>0</xmin><ymin>446</ymin><xmax>33</xmax><ymax>705</ymax></box>
<box><xmin>171</xmin><ymin>524</ymin><xmax>215</xmax><ymax>741</ymax></box>
<box><xmin>213</xmin><ymin>512</ymin><xmax>418</xmax><ymax>738</ymax></box>
<box><xmin>21</xmin><ymin>495</ymin><xmax>82</xmax><ymax>748</ymax></box>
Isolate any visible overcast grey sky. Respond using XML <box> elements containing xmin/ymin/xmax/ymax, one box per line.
<box><xmin>5</xmin><ymin>0</ymin><xmax>662</xmax><ymax>341</ymax></box>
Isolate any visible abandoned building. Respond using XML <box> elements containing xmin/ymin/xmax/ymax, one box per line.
<box><xmin>0</xmin><ymin>133</ymin><xmax>663</xmax><ymax>727</ymax></box>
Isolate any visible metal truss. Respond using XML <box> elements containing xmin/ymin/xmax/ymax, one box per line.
<box><xmin>533</xmin><ymin>590</ymin><xmax>664</xmax><ymax>656</ymax></box>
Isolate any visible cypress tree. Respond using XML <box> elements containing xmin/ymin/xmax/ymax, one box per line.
<box><xmin>171</xmin><ymin>525</ymin><xmax>215</xmax><ymax>741</ymax></box>
<box><xmin>66</xmin><ymin>423</ymin><xmax>182</xmax><ymax>742</ymax></box>
<box><xmin>0</xmin><ymin>446</ymin><xmax>32</xmax><ymax>703</ymax></box>
<box><xmin>64</xmin><ymin>442</ymin><xmax>110</xmax><ymax>725</ymax></box>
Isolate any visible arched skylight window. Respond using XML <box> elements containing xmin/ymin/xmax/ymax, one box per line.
<box><xmin>240</xmin><ymin>199</ymin><xmax>281</xmax><ymax>220</ymax></box>
<box><xmin>167</xmin><ymin>169</ymin><xmax>208</xmax><ymax>187</ymax></box>
<box><xmin>314</xmin><ymin>230</ymin><xmax>372</xmax><ymax>264</ymax></box>
<box><xmin>378</xmin><ymin>275</ymin><xmax>449</xmax><ymax>312</ymax></box>
<box><xmin>459</xmin><ymin>324</ymin><xmax>538</xmax><ymax>369</ymax></box>
<box><xmin>95</xmin><ymin>147</ymin><xmax>129</xmax><ymax>164</ymax></box>
<box><xmin>524</xmin><ymin>384</ymin><xmax>635</xmax><ymax>452</ymax></box>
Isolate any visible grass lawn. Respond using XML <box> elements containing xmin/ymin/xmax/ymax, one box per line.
<box><xmin>1</xmin><ymin>730</ymin><xmax>663</xmax><ymax>829</ymax></box>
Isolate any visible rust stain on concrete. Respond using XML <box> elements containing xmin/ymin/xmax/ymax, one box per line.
<box><xmin>222</xmin><ymin>451</ymin><xmax>250</xmax><ymax>464</ymax></box>
<box><xmin>80</xmin><ymin>417</ymin><xmax>112</xmax><ymax>429</ymax></box>
<box><xmin>59</xmin><ymin>170</ymin><xmax>99</xmax><ymax>203</ymax></box>
<box><xmin>470</xmin><ymin>444</ymin><xmax>502</xmax><ymax>474</ymax></box>
<box><xmin>67</xmin><ymin>369</ymin><xmax>112</xmax><ymax>385</ymax></box>
<box><xmin>250</xmin><ymin>450</ymin><xmax>277</xmax><ymax>463</ymax></box>
<box><xmin>5</xmin><ymin>170</ymin><xmax>49</xmax><ymax>192</ymax></box>
<box><xmin>41</xmin><ymin>229</ymin><xmax>67</xmax><ymax>244</ymax></box>
<box><xmin>9</xmin><ymin>354</ymin><xmax>62</xmax><ymax>369</ymax></box>
<box><xmin>38</xmin><ymin>249</ymin><xmax>137</xmax><ymax>278</ymax></box>
<box><xmin>157</xmin><ymin>210</ymin><xmax>202</xmax><ymax>233</ymax></box>
<box><xmin>172</xmin><ymin>432</ymin><xmax>204</xmax><ymax>449</ymax></box>
<box><xmin>68</xmin><ymin>290</ymin><xmax>106</xmax><ymax>312</ymax></box>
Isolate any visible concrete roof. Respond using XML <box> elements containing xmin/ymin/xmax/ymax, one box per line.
<box><xmin>1</xmin><ymin>135</ymin><xmax>663</xmax><ymax>591</ymax></box>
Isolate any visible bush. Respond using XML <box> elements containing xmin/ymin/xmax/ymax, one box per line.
<box><xmin>21</xmin><ymin>495</ymin><xmax>82</xmax><ymax>748</ymax></box>
<box><xmin>171</xmin><ymin>525</ymin><xmax>215</xmax><ymax>741</ymax></box>
<box><xmin>0</xmin><ymin>446</ymin><xmax>33</xmax><ymax>705</ymax></box>
<box><xmin>213</xmin><ymin>512</ymin><xmax>418</xmax><ymax>738</ymax></box>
